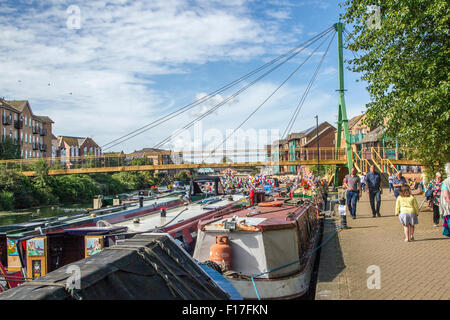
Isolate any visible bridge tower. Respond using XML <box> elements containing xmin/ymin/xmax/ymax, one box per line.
<box><xmin>334</xmin><ymin>21</ymin><xmax>353</xmax><ymax>186</ymax></box>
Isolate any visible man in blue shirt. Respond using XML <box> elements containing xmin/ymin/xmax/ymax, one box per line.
<box><xmin>393</xmin><ymin>171</ymin><xmax>407</xmax><ymax>198</ymax></box>
<box><xmin>366</xmin><ymin>165</ymin><xmax>382</xmax><ymax>217</ymax></box>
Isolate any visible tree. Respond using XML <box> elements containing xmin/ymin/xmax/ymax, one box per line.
<box><xmin>341</xmin><ymin>0</ymin><xmax>449</xmax><ymax>175</ymax></box>
<box><xmin>309</xmin><ymin>164</ymin><xmax>332</xmax><ymax>178</ymax></box>
<box><xmin>221</xmin><ymin>156</ymin><xmax>232</xmax><ymax>163</ymax></box>
<box><xmin>130</xmin><ymin>157</ymin><xmax>154</xmax><ymax>166</ymax></box>
<box><xmin>0</xmin><ymin>137</ymin><xmax>20</xmax><ymax>159</ymax></box>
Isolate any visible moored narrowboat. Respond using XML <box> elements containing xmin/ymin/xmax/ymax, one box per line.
<box><xmin>193</xmin><ymin>199</ymin><xmax>321</xmax><ymax>299</ymax></box>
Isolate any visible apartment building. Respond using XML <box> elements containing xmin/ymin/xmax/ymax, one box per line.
<box><xmin>336</xmin><ymin>112</ymin><xmax>397</xmax><ymax>160</ymax></box>
<box><xmin>268</xmin><ymin>121</ymin><xmax>337</xmax><ymax>174</ymax></box>
<box><xmin>0</xmin><ymin>99</ymin><xmax>53</xmax><ymax>159</ymax></box>
<box><xmin>53</xmin><ymin>136</ymin><xmax>102</xmax><ymax>159</ymax></box>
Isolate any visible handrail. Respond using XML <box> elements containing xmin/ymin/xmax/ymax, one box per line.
<box><xmin>370</xmin><ymin>147</ymin><xmax>384</xmax><ymax>172</ymax></box>
<box><xmin>371</xmin><ymin>147</ymin><xmax>398</xmax><ymax>175</ymax></box>
<box><xmin>353</xmin><ymin>151</ymin><xmax>369</xmax><ymax>173</ymax></box>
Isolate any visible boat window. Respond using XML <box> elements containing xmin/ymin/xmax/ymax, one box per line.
<box><xmin>189</xmin><ymin>227</ymin><xmax>197</xmax><ymax>239</ymax></box>
<box><xmin>174</xmin><ymin>231</ymin><xmax>185</xmax><ymax>247</ymax></box>
<box><xmin>0</xmin><ymin>236</ymin><xmax>6</xmax><ymax>267</ymax></box>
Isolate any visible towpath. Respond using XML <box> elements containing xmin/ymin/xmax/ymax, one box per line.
<box><xmin>315</xmin><ymin>188</ymin><xmax>450</xmax><ymax>300</ymax></box>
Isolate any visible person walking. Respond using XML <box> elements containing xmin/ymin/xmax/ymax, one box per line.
<box><xmin>395</xmin><ymin>185</ymin><xmax>419</xmax><ymax>242</ymax></box>
<box><xmin>393</xmin><ymin>171</ymin><xmax>407</xmax><ymax>198</ymax></box>
<box><xmin>440</xmin><ymin>163</ymin><xmax>450</xmax><ymax>237</ymax></box>
<box><xmin>388</xmin><ymin>174</ymin><xmax>394</xmax><ymax>193</ymax></box>
<box><xmin>428</xmin><ymin>172</ymin><xmax>443</xmax><ymax>227</ymax></box>
<box><xmin>343</xmin><ymin>167</ymin><xmax>362</xmax><ymax>219</ymax></box>
<box><xmin>366</xmin><ymin>165</ymin><xmax>382</xmax><ymax>217</ymax></box>
<box><xmin>360</xmin><ymin>173</ymin><xmax>366</xmax><ymax>192</ymax></box>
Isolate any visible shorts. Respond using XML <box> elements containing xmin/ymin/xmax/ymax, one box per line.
<box><xmin>399</xmin><ymin>212</ymin><xmax>418</xmax><ymax>226</ymax></box>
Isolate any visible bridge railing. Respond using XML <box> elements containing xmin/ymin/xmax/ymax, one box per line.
<box><xmin>0</xmin><ymin>146</ymin><xmax>421</xmax><ymax>176</ymax></box>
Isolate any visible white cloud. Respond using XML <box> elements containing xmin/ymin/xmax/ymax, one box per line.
<box><xmin>0</xmin><ymin>0</ymin><xmax>306</xmax><ymax>151</ymax></box>
<box><xmin>0</xmin><ymin>0</ymin><xmax>364</xmax><ymax>155</ymax></box>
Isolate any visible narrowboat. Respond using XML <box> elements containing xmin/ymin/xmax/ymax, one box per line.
<box><xmin>188</xmin><ymin>176</ymin><xmax>225</xmax><ymax>202</ymax></box>
<box><xmin>116</xmin><ymin>194</ymin><xmax>247</xmax><ymax>254</ymax></box>
<box><xmin>0</xmin><ymin>193</ymin><xmax>187</xmax><ymax>273</ymax></box>
<box><xmin>0</xmin><ymin>224</ymin><xmax>128</xmax><ymax>292</ymax></box>
<box><xmin>0</xmin><ymin>233</ymin><xmax>242</xmax><ymax>300</ymax></box>
<box><xmin>193</xmin><ymin>198</ymin><xmax>321</xmax><ymax>299</ymax></box>
<box><xmin>1</xmin><ymin>193</ymin><xmax>248</xmax><ymax>290</ymax></box>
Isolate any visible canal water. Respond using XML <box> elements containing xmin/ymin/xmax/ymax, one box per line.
<box><xmin>0</xmin><ymin>202</ymin><xmax>91</xmax><ymax>226</ymax></box>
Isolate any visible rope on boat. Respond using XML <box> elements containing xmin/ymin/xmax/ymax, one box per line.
<box><xmin>250</xmin><ymin>219</ymin><xmax>343</xmax><ymax>300</ymax></box>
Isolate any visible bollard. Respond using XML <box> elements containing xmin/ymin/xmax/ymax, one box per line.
<box><xmin>338</xmin><ymin>197</ymin><xmax>350</xmax><ymax>229</ymax></box>
<box><xmin>139</xmin><ymin>196</ymin><xmax>144</xmax><ymax>208</ymax></box>
<box><xmin>160</xmin><ymin>208</ymin><xmax>166</xmax><ymax>217</ymax></box>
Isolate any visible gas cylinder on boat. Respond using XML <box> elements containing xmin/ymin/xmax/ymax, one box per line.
<box><xmin>209</xmin><ymin>236</ymin><xmax>232</xmax><ymax>270</ymax></box>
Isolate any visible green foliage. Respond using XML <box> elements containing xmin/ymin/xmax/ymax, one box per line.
<box><xmin>0</xmin><ymin>170</ymin><xmax>39</xmax><ymax>208</ymax></box>
<box><xmin>0</xmin><ymin>191</ymin><xmax>14</xmax><ymax>211</ymax></box>
<box><xmin>0</xmin><ymin>137</ymin><xmax>20</xmax><ymax>160</ymax></box>
<box><xmin>309</xmin><ymin>165</ymin><xmax>332</xmax><ymax>177</ymax></box>
<box><xmin>341</xmin><ymin>0</ymin><xmax>449</xmax><ymax>175</ymax></box>
<box><xmin>173</xmin><ymin>170</ymin><xmax>194</xmax><ymax>183</ymax></box>
<box><xmin>0</xmin><ymin>167</ymin><xmax>164</xmax><ymax>211</ymax></box>
<box><xmin>130</xmin><ymin>157</ymin><xmax>154</xmax><ymax>166</ymax></box>
<box><xmin>50</xmin><ymin>175</ymin><xmax>100</xmax><ymax>203</ymax></box>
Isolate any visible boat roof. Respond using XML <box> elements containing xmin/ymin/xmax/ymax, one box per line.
<box><xmin>61</xmin><ymin>226</ymin><xmax>128</xmax><ymax>236</ymax></box>
<box><xmin>117</xmin><ymin>195</ymin><xmax>245</xmax><ymax>232</ymax></box>
<box><xmin>198</xmin><ymin>200</ymin><xmax>311</xmax><ymax>232</ymax></box>
<box><xmin>5</xmin><ymin>196</ymin><xmax>183</xmax><ymax>239</ymax></box>
<box><xmin>192</xmin><ymin>175</ymin><xmax>221</xmax><ymax>182</ymax></box>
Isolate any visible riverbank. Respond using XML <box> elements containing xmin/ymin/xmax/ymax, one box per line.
<box><xmin>0</xmin><ymin>163</ymin><xmax>164</xmax><ymax>211</ymax></box>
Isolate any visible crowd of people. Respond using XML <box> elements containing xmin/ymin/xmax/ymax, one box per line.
<box><xmin>343</xmin><ymin>163</ymin><xmax>450</xmax><ymax>240</ymax></box>
<box><xmin>216</xmin><ymin>162</ymin><xmax>450</xmax><ymax>241</ymax></box>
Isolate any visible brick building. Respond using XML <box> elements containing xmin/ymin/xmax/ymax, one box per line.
<box><xmin>53</xmin><ymin>136</ymin><xmax>102</xmax><ymax>159</ymax></box>
<box><xmin>268</xmin><ymin>121</ymin><xmax>336</xmax><ymax>174</ymax></box>
<box><xmin>0</xmin><ymin>98</ymin><xmax>53</xmax><ymax>159</ymax></box>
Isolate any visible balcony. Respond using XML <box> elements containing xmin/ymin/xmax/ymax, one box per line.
<box><xmin>39</xmin><ymin>144</ymin><xmax>47</xmax><ymax>152</ymax></box>
<box><xmin>32</xmin><ymin>142</ymin><xmax>39</xmax><ymax>150</ymax></box>
<box><xmin>349</xmin><ymin>133</ymin><xmax>365</xmax><ymax>144</ymax></box>
<box><xmin>2</xmin><ymin>116</ymin><xmax>12</xmax><ymax>125</ymax></box>
<box><xmin>40</xmin><ymin>128</ymin><xmax>47</xmax><ymax>136</ymax></box>
<box><xmin>32</xmin><ymin>126</ymin><xmax>39</xmax><ymax>134</ymax></box>
<box><xmin>14</xmin><ymin>120</ymin><xmax>23</xmax><ymax>129</ymax></box>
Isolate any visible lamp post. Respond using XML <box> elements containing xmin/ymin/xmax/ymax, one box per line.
<box><xmin>315</xmin><ymin>115</ymin><xmax>319</xmax><ymax>178</ymax></box>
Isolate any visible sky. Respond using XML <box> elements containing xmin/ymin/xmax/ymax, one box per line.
<box><xmin>0</xmin><ymin>0</ymin><xmax>370</xmax><ymax>159</ymax></box>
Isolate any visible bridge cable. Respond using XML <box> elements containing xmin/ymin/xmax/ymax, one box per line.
<box><xmin>203</xmin><ymin>31</ymin><xmax>335</xmax><ymax>163</ymax></box>
<box><xmin>101</xmin><ymin>26</ymin><xmax>335</xmax><ymax>151</ymax></box>
<box><xmin>151</xmin><ymin>27</ymin><xmax>335</xmax><ymax>151</ymax></box>
<box><xmin>282</xmin><ymin>31</ymin><xmax>336</xmax><ymax>139</ymax></box>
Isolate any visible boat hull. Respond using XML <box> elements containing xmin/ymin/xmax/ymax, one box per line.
<box><xmin>227</xmin><ymin>227</ymin><xmax>320</xmax><ymax>300</ymax></box>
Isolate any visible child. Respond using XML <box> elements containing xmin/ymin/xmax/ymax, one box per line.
<box><xmin>395</xmin><ymin>185</ymin><xmax>419</xmax><ymax>242</ymax></box>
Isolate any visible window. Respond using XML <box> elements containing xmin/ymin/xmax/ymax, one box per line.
<box><xmin>84</xmin><ymin>147</ymin><xmax>87</xmax><ymax>154</ymax></box>
<box><xmin>25</xmin><ymin>116</ymin><xmax>27</xmax><ymax>127</ymax></box>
